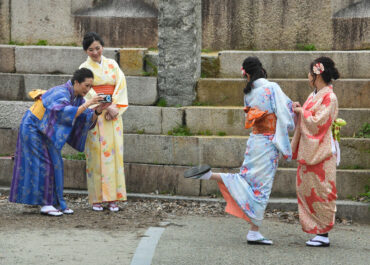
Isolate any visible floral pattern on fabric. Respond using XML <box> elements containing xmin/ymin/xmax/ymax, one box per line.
<box><xmin>219</xmin><ymin>78</ymin><xmax>295</xmax><ymax>226</ymax></box>
<box><xmin>291</xmin><ymin>85</ymin><xmax>339</xmax><ymax>234</ymax></box>
<box><xmin>80</xmin><ymin>56</ymin><xmax>128</xmax><ymax>204</ymax></box>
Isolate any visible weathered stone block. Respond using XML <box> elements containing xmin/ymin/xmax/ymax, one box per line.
<box><xmin>126</xmin><ymin>76</ymin><xmax>157</xmax><ymax>105</ymax></box>
<box><xmin>0</xmin><ymin>73</ymin><xmax>23</xmax><ymax>100</ymax></box>
<box><xmin>119</xmin><ymin>48</ymin><xmax>147</xmax><ymax>76</ymax></box>
<box><xmin>125</xmin><ymin>163</ymin><xmax>160</xmax><ymax>193</ymax></box>
<box><xmin>64</xmin><ymin>159</ymin><xmax>86</xmax><ymax>189</ymax></box>
<box><xmin>0</xmin><ymin>101</ymin><xmax>32</xmax><ymax>128</ymax></box>
<box><xmin>15</xmin><ymin>46</ymin><xmax>117</xmax><ymax>74</ymax></box>
<box><xmin>158</xmin><ymin>0</ymin><xmax>202</xmax><ymax>106</ymax></box>
<box><xmin>161</xmin><ymin>107</ymin><xmax>184</xmax><ymax>135</ymax></box>
<box><xmin>122</xmin><ymin>106</ymin><xmax>162</xmax><ymax>134</ymax></box>
<box><xmin>0</xmin><ymin>128</ymin><xmax>18</xmax><ymax>156</ymax></box>
<box><xmin>185</xmin><ymin>106</ymin><xmax>247</xmax><ymax>136</ymax></box>
<box><xmin>0</xmin><ymin>45</ymin><xmax>15</xmax><ymax>73</ymax></box>
<box><xmin>0</xmin><ymin>0</ymin><xmax>10</xmax><ymax>43</ymax></box>
<box><xmin>219</xmin><ymin>51</ymin><xmax>370</xmax><ymax>78</ymax></box>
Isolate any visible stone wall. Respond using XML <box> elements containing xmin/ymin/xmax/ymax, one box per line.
<box><xmin>0</xmin><ymin>0</ymin><xmax>10</xmax><ymax>43</ymax></box>
<box><xmin>202</xmin><ymin>0</ymin><xmax>334</xmax><ymax>50</ymax></box>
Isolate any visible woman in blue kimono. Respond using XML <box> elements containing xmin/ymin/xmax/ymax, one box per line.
<box><xmin>9</xmin><ymin>68</ymin><xmax>109</xmax><ymax>216</ymax></box>
<box><xmin>185</xmin><ymin>57</ymin><xmax>295</xmax><ymax>245</ymax></box>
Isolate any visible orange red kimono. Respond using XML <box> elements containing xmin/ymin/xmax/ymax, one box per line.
<box><xmin>291</xmin><ymin>85</ymin><xmax>338</xmax><ymax>234</ymax></box>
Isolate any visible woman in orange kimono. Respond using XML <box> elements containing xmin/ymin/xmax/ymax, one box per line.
<box><xmin>291</xmin><ymin>57</ymin><xmax>340</xmax><ymax>247</ymax></box>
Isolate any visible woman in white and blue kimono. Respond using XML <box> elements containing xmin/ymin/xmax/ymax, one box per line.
<box><xmin>185</xmin><ymin>57</ymin><xmax>295</xmax><ymax>245</ymax></box>
<box><xmin>9</xmin><ymin>68</ymin><xmax>109</xmax><ymax>216</ymax></box>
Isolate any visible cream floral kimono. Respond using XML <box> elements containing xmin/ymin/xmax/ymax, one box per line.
<box><xmin>291</xmin><ymin>85</ymin><xmax>338</xmax><ymax>234</ymax></box>
<box><xmin>80</xmin><ymin>56</ymin><xmax>128</xmax><ymax>204</ymax></box>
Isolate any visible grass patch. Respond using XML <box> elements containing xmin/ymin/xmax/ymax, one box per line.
<box><xmin>341</xmin><ymin>165</ymin><xmax>365</xmax><ymax>170</ymax></box>
<box><xmin>192</xmin><ymin>101</ymin><xmax>212</xmax><ymax>106</ymax></box>
<box><xmin>62</xmin><ymin>152</ymin><xmax>86</xmax><ymax>160</ymax></box>
<box><xmin>143</xmin><ymin>57</ymin><xmax>158</xmax><ymax>76</ymax></box>
<box><xmin>349</xmin><ymin>185</ymin><xmax>370</xmax><ymax>203</ymax></box>
<box><xmin>217</xmin><ymin>131</ymin><xmax>227</xmax><ymax>136</ymax></box>
<box><xmin>156</xmin><ymin>98</ymin><xmax>167</xmax><ymax>107</ymax></box>
<box><xmin>136</xmin><ymin>129</ymin><xmax>145</xmax><ymax>134</ymax></box>
<box><xmin>197</xmin><ymin>130</ymin><xmax>212</xmax><ymax>136</ymax></box>
<box><xmin>168</xmin><ymin>125</ymin><xmax>193</xmax><ymax>136</ymax></box>
<box><xmin>296</xmin><ymin>43</ymin><xmax>316</xmax><ymax>51</ymax></box>
<box><xmin>355</xmin><ymin>123</ymin><xmax>370</xmax><ymax>138</ymax></box>
<box><xmin>8</xmin><ymin>40</ymin><xmax>25</xmax><ymax>46</ymax></box>
<box><xmin>36</xmin><ymin>40</ymin><xmax>48</xmax><ymax>46</ymax></box>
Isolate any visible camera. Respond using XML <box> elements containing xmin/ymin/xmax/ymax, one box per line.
<box><xmin>98</xmin><ymin>94</ymin><xmax>112</xmax><ymax>103</ymax></box>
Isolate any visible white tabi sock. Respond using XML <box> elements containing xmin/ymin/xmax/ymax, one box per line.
<box><xmin>306</xmin><ymin>235</ymin><xmax>330</xmax><ymax>246</ymax></box>
<box><xmin>247</xmin><ymin>230</ymin><xmax>263</xmax><ymax>241</ymax></box>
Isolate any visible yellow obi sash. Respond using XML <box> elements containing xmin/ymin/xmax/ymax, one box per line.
<box><xmin>28</xmin><ymin>89</ymin><xmax>46</xmax><ymax>120</ymax></box>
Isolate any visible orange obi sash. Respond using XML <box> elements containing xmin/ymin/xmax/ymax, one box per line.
<box><xmin>93</xmin><ymin>85</ymin><xmax>115</xmax><ymax>95</ymax></box>
<box><xmin>244</xmin><ymin>106</ymin><xmax>277</xmax><ymax>134</ymax></box>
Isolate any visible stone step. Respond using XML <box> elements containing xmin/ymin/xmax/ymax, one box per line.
<box><xmin>0</xmin><ymin>158</ymin><xmax>368</xmax><ymax>200</ymax></box>
<box><xmin>219</xmin><ymin>51</ymin><xmax>370</xmax><ymax>78</ymax></box>
<box><xmin>0</xmin><ymin>73</ymin><xmax>157</xmax><ymax>105</ymax></box>
<box><xmin>196</xmin><ymin>78</ymin><xmax>370</xmax><ymax>108</ymax></box>
<box><xmin>0</xmin><ymin>129</ymin><xmax>368</xmax><ymax>170</ymax></box>
<box><xmin>0</xmin><ymin>102</ymin><xmax>367</xmax><ymax>138</ymax></box>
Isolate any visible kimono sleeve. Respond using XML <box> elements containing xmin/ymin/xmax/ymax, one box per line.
<box><xmin>299</xmin><ymin>92</ymin><xmax>338</xmax><ymax>141</ymax></box>
<box><xmin>67</xmin><ymin>109</ymin><xmax>95</xmax><ymax>152</ymax></box>
<box><xmin>112</xmin><ymin>61</ymin><xmax>129</xmax><ymax>116</ymax></box>
<box><xmin>40</xmin><ymin>86</ymin><xmax>94</xmax><ymax>151</ymax></box>
<box><xmin>270</xmin><ymin>82</ymin><xmax>295</xmax><ymax>160</ymax></box>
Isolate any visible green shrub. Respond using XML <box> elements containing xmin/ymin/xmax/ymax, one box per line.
<box><xmin>62</xmin><ymin>152</ymin><xmax>86</xmax><ymax>160</ymax></box>
<box><xmin>36</xmin><ymin>40</ymin><xmax>48</xmax><ymax>46</ymax></box>
<box><xmin>217</xmin><ymin>131</ymin><xmax>227</xmax><ymax>136</ymax></box>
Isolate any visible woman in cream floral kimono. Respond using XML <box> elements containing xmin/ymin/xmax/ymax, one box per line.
<box><xmin>80</xmin><ymin>32</ymin><xmax>128</xmax><ymax>212</ymax></box>
<box><xmin>292</xmin><ymin>57</ymin><xmax>340</xmax><ymax>247</ymax></box>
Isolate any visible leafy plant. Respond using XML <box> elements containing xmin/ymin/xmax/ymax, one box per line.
<box><xmin>144</xmin><ymin>57</ymin><xmax>158</xmax><ymax>76</ymax></box>
<box><xmin>168</xmin><ymin>125</ymin><xmax>193</xmax><ymax>136</ymax></box>
<box><xmin>136</xmin><ymin>129</ymin><xmax>145</xmax><ymax>134</ymax></box>
<box><xmin>156</xmin><ymin>98</ymin><xmax>167</xmax><ymax>107</ymax></box>
<box><xmin>8</xmin><ymin>40</ymin><xmax>25</xmax><ymax>46</ymax></box>
<box><xmin>217</xmin><ymin>131</ymin><xmax>227</xmax><ymax>136</ymax></box>
<box><xmin>356</xmin><ymin>123</ymin><xmax>370</xmax><ymax>138</ymax></box>
<box><xmin>296</xmin><ymin>43</ymin><xmax>316</xmax><ymax>51</ymax></box>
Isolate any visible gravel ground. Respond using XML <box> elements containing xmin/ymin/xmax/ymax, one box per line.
<box><xmin>0</xmin><ymin>191</ymin><xmax>353</xmax><ymax>231</ymax></box>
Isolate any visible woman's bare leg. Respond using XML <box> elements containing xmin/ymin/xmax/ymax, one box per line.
<box><xmin>209</xmin><ymin>173</ymin><xmax>222</xmax><ymax>181</ymax></box>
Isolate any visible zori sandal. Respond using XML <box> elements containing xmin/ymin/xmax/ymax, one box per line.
<box><xmin>40</xmin><ymin>205</ymin><xmax>63</xmax><ymax>217</ymax></box>
<box><xmin>92</xmin><ymin>204</ymin><xmax>104</xmax><ymax>211</ymax></box>
<box><xmin>108</xmin><ymin>203</ymin><xmax>119</xmax><ymax>212</ymax></box>
<box><xmin>184</xmin><ymin>165</ymin><xmax>211</xmax><ymax>179</ymax></box>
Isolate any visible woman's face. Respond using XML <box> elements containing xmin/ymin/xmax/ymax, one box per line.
<box><xmin>86</xmin><ymin>41</ymin><xmax>103</xmax><ymax>63</ymax></box>
<box><xmin>74</xmin><ymin>78</ymin><xmax>94</xmax><ymax>97</ymax></box>
<box><xmin>308</xmin><ymin>72</ymin><xmax>315</xmax><ymax>88</ymax></box>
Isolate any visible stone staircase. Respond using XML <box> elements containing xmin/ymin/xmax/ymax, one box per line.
<box><xmin>0</xmin><ymin>45</ymin><xmax>369</xmax><ymax>204</ymax></box>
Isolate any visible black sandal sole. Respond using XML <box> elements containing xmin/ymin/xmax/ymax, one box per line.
<box><xmin>247</xmin><ymin>240</ymin><xmax>273</xmax><ymax>245</ymax></box>
<box><xmin>184</xmin><ymin>165</ymin><xmax>211</xmax><ymax>179</ymax></box>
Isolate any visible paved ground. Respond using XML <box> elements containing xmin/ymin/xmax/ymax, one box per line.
<box><xmin>0</xmin><ymin>192</ymin><xmax>369</xmax><ymax>265</ymax></box>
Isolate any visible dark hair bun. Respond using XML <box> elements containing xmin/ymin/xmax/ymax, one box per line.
<box><xmin>242</xmin><ymin>57</ymin><xmax>267</xmax><ymax>94</ymax></box>
<box><xmin>310</xmin><ymin>56</ymin><xmax>340</xmax><ymax>83</ymax></box>
<box><xmin>82</xmin><ymin>32</ymin><xmax>105</xmax><ymax>51</ymax></box>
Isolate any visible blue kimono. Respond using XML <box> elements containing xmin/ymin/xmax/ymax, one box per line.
<box><xmin>219</xmin><ymin>78</ymin><xmax>295</xmax><ymax>226</ymax></box>
<box><xmin>9</xmin><ymin>81</ymin><xmax>95</xmax><ymax>210</ymax></box>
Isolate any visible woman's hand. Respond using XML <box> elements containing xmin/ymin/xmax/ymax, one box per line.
<box><xmin>85</xmin><ymin>95</ymin><xmax>104</xmax><ymax>107</ymax></box>
<box><xmin>293</xmin><ymin>101</ymin><xmax>301</xmax><ymax>108</ymax></box>
<box><xmin>95</xmin><ymin>102</ymin><xmax>112</xmax><ymax>114</ymax></box>
<box><xmin>105</xmin><ymin>104</ymin><xmax>119</xmax><ymax>121</ymax></box>
<box><xmin>293</xmin><ymin>106</ymin><xmax>302</xmax><ymax>114</ymax></box>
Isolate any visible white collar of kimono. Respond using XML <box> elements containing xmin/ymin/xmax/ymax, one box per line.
<box><xmin>87</xmin><ymin>55</ymin><xmax>106</xmax><ymax>66</ymax></box>
<box><xmin>252</xmin><ymin>78</ymin><xmax>269</xmax><ymax>88</ymax></box>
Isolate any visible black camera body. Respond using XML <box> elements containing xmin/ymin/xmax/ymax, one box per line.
<box><xmin>98</xmin><ymin>94</ymin><xmax>112</xmax><ymax>103</ymax></box>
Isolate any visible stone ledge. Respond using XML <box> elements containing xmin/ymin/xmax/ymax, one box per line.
<box><xmin>196</xmin><ymin>78</ymin><xmax>370</xmax><ymax>108</ymax></box>
<box><xmin>219</xmin><ymin>51</ymin><xmax>370</xmax><ymax>78</ymax></box>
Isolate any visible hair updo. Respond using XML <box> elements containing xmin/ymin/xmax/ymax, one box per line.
<box><xmin>82</xmin><ymin>32</ymin><xmax>105</xmax><ymax>51</ymax></box>
<box><xmin>71</xmin><ymin>68</ymin><xmax>94</xmax><ymax>85</ymax></box>
<box><xmin>242</xmin><ymin>57</ymin><xmax>267</xmax><ymax>94</ymax></box>
<box><xmin>310</xmin><ymin>57</ymin><xmax>340</xmax><ymax>84</ymax></box>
